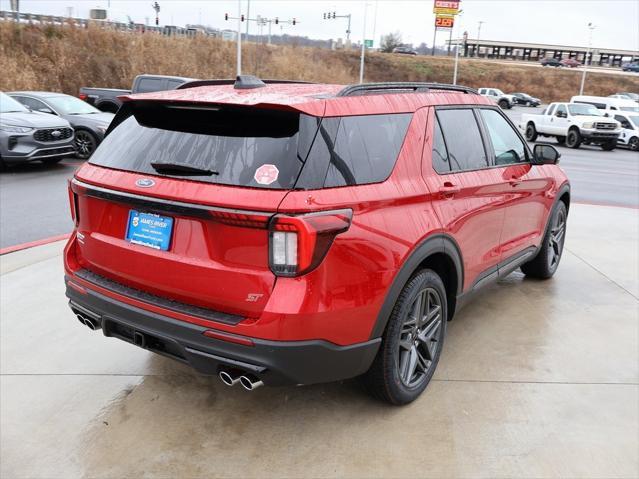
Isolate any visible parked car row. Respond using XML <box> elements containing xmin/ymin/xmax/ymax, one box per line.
<box><xmin>519</xmin><ymin>94</ymin><xmax>639</xmax><ymax>151</ymax></box>
<box><xmin>478</xmin><ymin>88</ymin><xmax>540</xmax><ymax>109</ymax></box>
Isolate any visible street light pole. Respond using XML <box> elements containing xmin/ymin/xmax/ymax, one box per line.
<box><xmin>236</xmin><ymin>0</ymin><xmax>242</xmax><ymax>76</ymax></box>
<box><xmin>476</xmin><ymin>20</ymin><xmax>484</xmax><ymax>57</ymax></box>
<box><xmin>579</xmin><ymin>23</ymin><xmax>595</xmax><ymax>96</ymax></box>
<box><xmin>359</xmin><ymin>3</ymin><xmax>369</xmax><ymax>83</ymax></box>
<box><xmin>452</xmin><ymin>11</ymin><xmax>464</xmax><ymax>85</ymax></box>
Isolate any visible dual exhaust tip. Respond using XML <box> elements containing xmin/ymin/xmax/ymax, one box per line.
<box><xmin>76</xmin><ymin>313</ymin><xmax>100</xmax><ymax>331</ymax></box>
<box><xmin>76</xmin><ymin>312</ymin><xmax>262</xmax><ymax>390</ymax></box>
<box><xmin>219</xmin><ymin>370</ymin><xmax>263</xmax><ymax>391</ymax></box>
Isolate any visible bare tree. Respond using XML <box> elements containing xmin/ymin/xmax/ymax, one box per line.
<box><xmin>380</xmin><ymin>31</ymin><xmax>403</xmax><ymax>53</ymax></box>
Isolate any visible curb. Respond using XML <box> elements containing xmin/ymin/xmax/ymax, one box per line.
<box><xmin>0</xmin><ymin>234</ymin><xmax>70</xmax><ymax>256</ymax></box>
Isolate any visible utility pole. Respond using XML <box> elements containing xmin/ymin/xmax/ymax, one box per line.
<box><xmin>323</xmin><ymin>11</ymin><xmax>352</xmax><ymax>41</ymax></box>
<box><xmin>359</xmin><ymin>3</ymin><xmax>369</xmax><ymax>83</ymax></box>
<box><xmin>245</xmin><ymin>0</ymin><xmax>250</xmax><ymax>37</ymax></box>
<box><xmin>579</xmin><ymin>23</ymin><xmax>596</xmax><ymax>95</ymax></box>
<box><xmin>476</xmin><ymin>20</ymin><xmax>484</xmax><ymax>57</ymax></box>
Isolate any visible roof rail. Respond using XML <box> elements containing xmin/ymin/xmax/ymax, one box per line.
<box><xmin>336</xmin><ymin>82</ymin><xmax>478</xmax><ymax>97</ymax></box>
<box><xmin>177</xmin><ymin>77</ymin><xmax>314</xmax><ymax>90</ymax></box>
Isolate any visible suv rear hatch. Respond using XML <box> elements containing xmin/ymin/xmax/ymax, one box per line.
<box><xmin>70</xmin><ymin>101</ymin><xmax>321</xmax><ymax>319</ymax></box>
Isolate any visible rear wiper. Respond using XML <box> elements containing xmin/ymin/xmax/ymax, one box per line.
<box><xmin>150</xmin><ymin>162</ymin><xmax>219</xmax><ymax>176</ymax></box>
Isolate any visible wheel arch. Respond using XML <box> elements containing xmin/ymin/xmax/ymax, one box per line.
<box><xmin>369</xmin><ymin>234</ymin><xmax>463</xmax><ymax>339</ymax></box>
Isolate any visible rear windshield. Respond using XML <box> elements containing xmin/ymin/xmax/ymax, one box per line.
<box><xmin>90</xmin><ymin>104</ymin><xmax>317</xmax><ymax>189</ymax></box>
<box><xmin>90</xmin><ymin>103</ymin><xmax>412</xmax><ymax>190</ymax></box>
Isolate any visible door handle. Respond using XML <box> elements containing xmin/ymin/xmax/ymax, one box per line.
<box><xmin>439</xmin><ymin>182</ymin><xmax>460</xmax><ymax>198</ymax></box>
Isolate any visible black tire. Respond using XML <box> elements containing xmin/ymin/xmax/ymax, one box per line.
<box><xmin>498</xmin><ymin>99</ymin><xmax>509</xmax><ymax>109</ymax></box>
<box><xmin>565</xmin><ymin>128</ymin><xmax>582</xmax><ymax>149</ymax></box>
<box><xmin>556</xmin><ymin>136</ymin><xmax>566</xmax><ymax>145</ymax></box>
<box><xmin>364</xmin><ymin>269</ymin><xmax>447</xmax><ymax>405</ymax></box>
<box><xmin>0</xmin><ymin>157</ymin><xmax>6</xmax><ymax>172</ymax></box>
<box><xmin>601</xmin><ymin>140</ymin><xmax>616</xmax><ymax>151</ymax></box>
<box><xmin>74</xmin><ymin>129</ymin><xmax>98</xmax><ymax>159</ymax></box>
<box><xmin>521</xmin><ymin>201</ymin><xmax>567</xmax><ymax>279</ymax></box>
<box><xmin>629</xmin><ymin>137</ymin><xmax>639</xmax><ymax>151</ymax></box>
<box><xmin>525</xmin><ymin>123</ymin><xmax>538</xmax><ymax>142</ymax></box>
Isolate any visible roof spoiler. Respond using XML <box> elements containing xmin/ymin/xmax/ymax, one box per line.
<box><xmin>176</xmin><ymin>76</ymin><xmax>314</xmax><ymax>90</ymax></box>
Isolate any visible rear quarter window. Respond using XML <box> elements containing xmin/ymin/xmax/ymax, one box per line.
<box><xmin>436</xmin><ymin>109</ymin><xmax>488</xmax><ymax>171</ymax></box>
<box><xmin>320</xmin><ymin>114</ymin><xmax>412</xmax><ymax>187</ymax></box>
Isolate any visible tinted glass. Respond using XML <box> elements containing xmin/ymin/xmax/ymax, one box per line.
<box><xmin>90</xmin><ymin>106</ymin><xmax>317</xmax><ymax>189</ymax></box>
<box><xmin>136</xmin><ymin>78</ymin><xmax>165</xmax><ymax>93</ymax></box>
<box><xmin>556</xmin><ymin>104</ymin><xmax>567</xmax><ymax>116</ymax></box>
<box><xmin>480</xmin><ymin>109</ymin><xmax>527</xmax><ymax>165</ymax></box>
<box><xmin>321</xmin><ymin>114</ymin><xmax>412</xmax><ymax>187</ymax></box>
<box><xmin>437</xmin><ymin>109</ymin><xmax>487</xmax><ymax>171</ymax></box>
<box><xmin>432</xmin><ymin>117</ymin><xmax>450</xmax><ymax>173</ymax></box>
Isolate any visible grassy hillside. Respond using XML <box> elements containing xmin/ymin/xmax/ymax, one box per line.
<box><xmin>1</xmin><ymin>22</ymin><xmax>637</xmax><ymax>102</ymax></box>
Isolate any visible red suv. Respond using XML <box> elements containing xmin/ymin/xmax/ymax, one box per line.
<box><xmin>64</xmin><ymin>77</ymin><xmax>570</xmax><ymax>404</ymax></box>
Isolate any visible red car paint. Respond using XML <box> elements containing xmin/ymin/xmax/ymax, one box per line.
<box><xmin>64</xmin><ymin>82</ymin><xmax>569</xmax><ymax>350</ymax></box>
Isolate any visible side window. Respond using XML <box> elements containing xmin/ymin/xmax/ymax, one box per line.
<box><xmin>18</xmin><ymin>97</ymin><xmax>48</xmax><ymax>112</ymax></box>
<box><xmin>431</xmin><ymin>117</ymin><xmax>450</xmax><ymax>173</ymax></box>
<box><xmin>166</xmin><ymin>79</ymin><xmax>184</xmax><ymax>90</ymax></box>
<box><xmin>556</xmin><ymin>104</ymin><xmax>567</xmax><ymax>117</ymax></box>
<box><xmin>546</xmin><ymin>104</ymin><xmax>556</xmax><ymax>116</ymax></box>
<box><xmin>479</xmin><ymin>109</ymin><xmax>527</xmax><ymax>165</ymax></box>
<box><xmin>136</xmin><ymin>78</ymin><xmax>165</xmax><ymax>93</ymax></box>
<box><xmin>479</xmin><ymin>89</ymin><xmax>486</xmax><ymax>95</ymax></box>
<box><xmin>437</xmin><ymin>109</ymin><xmax>488</xmax><ymax>171</ymax></box>
<box><xmin>322</xmin><ymin>114</ymin><xmax>412</xmax><ymax>187</ymax></box>
<box><xmin>615</xmin><ymin>115</ymin><xmax>632</xmax><ymax>129</ymax></box>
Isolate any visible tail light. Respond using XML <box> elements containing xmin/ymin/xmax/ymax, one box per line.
<box><xmin>79</xmin><ymin>93</ymin><xmax>87</xmax><ymax>101</ymax></box>
<box><xmin>268</xmin><ymin>209</ymin><xmax>352</xmax><ymax>277</ymax></box>
<box><xmin>67</xmin><ymin>181</ymin><xmax>79</xmax><ymax>226</ymax></box>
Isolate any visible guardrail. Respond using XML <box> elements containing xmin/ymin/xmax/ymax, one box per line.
<box><xmin>0</xmin><ymin>10</ymin><xmax>201</xmax><ymax>37</ymax></box>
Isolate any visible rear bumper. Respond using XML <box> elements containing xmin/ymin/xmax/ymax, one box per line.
<box><xmin>65</xmin><ymin>276</ymin><xmax>380</xmax><ymax>386</ymax></box>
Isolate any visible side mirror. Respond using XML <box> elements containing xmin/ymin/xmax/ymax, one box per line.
<box><xmin>38</xmin><ymin>108</ymin><xmax>55</xmax><ymax>115</ymax></box>
<box><xmin>533</xmin><ymin>144</ymin><xmax>560</xmax><ymax>165</ymax></box>
<box><xmin>555</xmin><ymin>111</ymin><xmax>566</xmax><ymax>118</ymax></box>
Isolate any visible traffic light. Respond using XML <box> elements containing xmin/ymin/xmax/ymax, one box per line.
<box><xmin>240</xmin><ymin>14</ymin><xmax>244</xmax><ymax>21</ymax></box>
<box><xmin>332</xmin><ymin>12</ymin><xmax>336</xmax><ymax>19</ymax></box>
<box><xmin>275</xmin><ymin>17</ymin><xmax>279</xmax><ymax>24</ymax></box>
<box><xmin>155</xmin><ymin>17</ymin><xmax>159</xmax><ymax>25</ymax></box>
<box><xmin>292</xmin><ymin>18</ymin><xmax>296</xmax><ymax>25</ymax></box>
<box><xmin>224</xmin><ymin>13</ymin><xmax>228</xmax><ymax>21</ymax></box>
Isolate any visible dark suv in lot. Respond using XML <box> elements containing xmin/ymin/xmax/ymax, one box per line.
<box><xmin>64</xmin><ymin>77</ymin><xmax>570</xmax><ymax>404</ymax></box>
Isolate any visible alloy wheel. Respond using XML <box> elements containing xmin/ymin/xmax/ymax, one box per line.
<box><xmin>629</xmin><ymin>137</ymin><xmax>639</xmax><ymax>151</ymax></box>
<box><xmin>547</xmin><ymin>208</ymin><xmax>566</xmax><ymax>270</ymax></box>
<box><xmin>74</xmin><ymin>131</ymin><xmax>96</xmax><ymax>159</ymax></box>
<box><xmin>397</xmin><ymin>287</ymin><xmax>443</xmax><ymax>388</ymax></box>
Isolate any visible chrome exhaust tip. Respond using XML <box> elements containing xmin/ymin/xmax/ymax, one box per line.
<box><xmin>76</xmin><ymin>313</ymin><xmax>88</xmax><ymax>327</ymax></box>
<box><xmin>219</xmin><ymin>370</ymin><xmax>241</xmax><ymax>386</ymax></box>
<box><xmin>239</xmin><ymin>375</ymin><xmax>264</xmax><ymax>391</ymax></box>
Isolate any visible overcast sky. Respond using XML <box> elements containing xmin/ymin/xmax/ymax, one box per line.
<box><xmin>2</xmin><ymin>0</ymin><xmax>638</xmax><ymax>50</ymax></box>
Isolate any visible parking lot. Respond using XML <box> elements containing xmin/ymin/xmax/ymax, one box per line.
<box><xmin>1</xmin><ymin>201</ymin><xmax>637</xmax><ymax>478</ymax></box>
<box><xmin>1</xmin><ymin>106</ymin><xmax>638</xmax><ymax>250</ymax></box>
<box><xmin>1</xmin><ymin>103</ymin><xmax>638</xmax><ymax>478</ymax></box>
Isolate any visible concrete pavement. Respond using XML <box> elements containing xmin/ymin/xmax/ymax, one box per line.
<box><xmin>1</xmin><ymin>203</ymin><xmax>638</xmax><ymax>478</ymax></box>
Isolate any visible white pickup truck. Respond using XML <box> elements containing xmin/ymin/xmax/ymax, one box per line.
<box><xmin>520</xmin><ymin>102</ymin><xmax>621</xmax><ymax>150</ymax></box>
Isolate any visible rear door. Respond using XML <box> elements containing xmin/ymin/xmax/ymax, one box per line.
<box><xmin>422</xmin><ymin>107</ymin><xmax>506</xmax><ymax>291</ymax></box>
<box><xmin>71</xmin><ymin>102</ymin><xmax>319</xmax><ymax>318</ymax></box>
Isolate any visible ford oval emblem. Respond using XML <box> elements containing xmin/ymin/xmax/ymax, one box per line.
<box><xmin>135</xmin><ymin>178</ymin><xmax>155</xmax><ymax>188</ymax></box>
